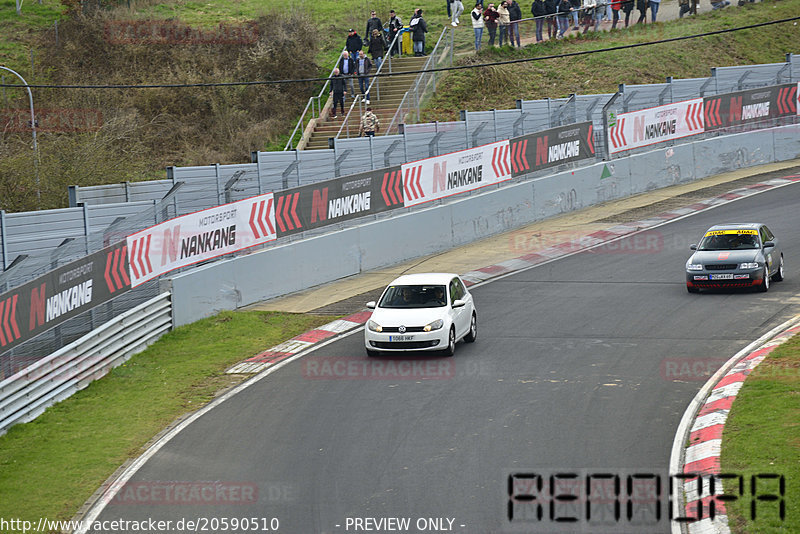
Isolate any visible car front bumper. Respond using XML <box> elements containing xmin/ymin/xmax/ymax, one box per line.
<box><xmin>685</xmin><ymin>267</ymin><xmax>766</xmax><ymax>289</ymax></box>
<box><xmin>364</xmin><ymin>329</ymin><xmax>447</xmax><ymax>352</ymax></box>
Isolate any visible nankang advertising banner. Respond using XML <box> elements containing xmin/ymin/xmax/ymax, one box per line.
<box><xmin>401</xmin><ymin>140</ymin><xmax>512</xmax><ymax>208</ymax></box>
<box><xmin>703</xmin><ymin>83</ymin><xmax>798</xmax><ymax>130</ymax></box>
<box><xmin>126</xmin><ymin>193</ymin><xmax>276</xmax><ymax>287</ymax></box>
<box><xmin>273</xmin><ymin>167</ymin><xmax>402</xmax><ymax>237</ymax></box>
<box><xmin>608</xmin><ymin>98</ymin><xmax>704</xmax><ymax>154</ymax></box>
<box><xmin>0</xmin><ymin>241</ymin><xmax>130</xmax><ymax>355</ymax></box>
<box><xmin>508</xmin><ymin>122</ymin><xmax>595</xmax><ymax>177</ymax></box>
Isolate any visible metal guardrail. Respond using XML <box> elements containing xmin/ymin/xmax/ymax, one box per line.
<box><xmin>335</xmin><ymin>30</ymin><xmax>404</xmax><ymax>139</ymax></box>
<box><xmin>0</xmin><ymin>292</ymin><xmax>172</xmax><ymax>435</ymax></box>
<box><xmin>284</xmin><ymin>46</ymin><xmax>347</xmax><ymax>151</ymax></box>
<box><xmin>387</xmin><ymin>26</ymin><xmax>454</xmax><ymax>134</ymax></box>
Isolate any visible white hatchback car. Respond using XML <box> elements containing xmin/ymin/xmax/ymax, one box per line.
<box><xmin>364</xmin><ymin>273</ymin><xmax>477</xmax><ymax>357</ymax></box>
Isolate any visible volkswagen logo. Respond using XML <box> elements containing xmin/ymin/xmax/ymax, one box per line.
<box><xmin>398</xmin><ymin>325</ymin><xmax>406</xmax><ymax>333</ymax></box>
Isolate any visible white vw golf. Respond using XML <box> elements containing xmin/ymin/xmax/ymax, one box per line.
<box><xmin>364</xmin><ymin>273</ymin><xmax>477</xmax><ymax>357</ymax></box>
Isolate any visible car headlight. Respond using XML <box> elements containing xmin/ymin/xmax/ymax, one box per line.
<box><xmin>686</xmin><ymin>264</ymin><xmax>703</xmax><ymax>271</ymax></box>
<box><xmin>739</xmin><ymin>262</ymin><xmax>759</xmax><ymax>269</ymax></box>
<box><xmin>367</xmin><ymin>320</ymin><xmax>382</xmax><ymax>332</ymax></box>
<box><xmin>423</xmin><ymin>319</ymin><xmax>444</xmax><ymax>332</ymax></box>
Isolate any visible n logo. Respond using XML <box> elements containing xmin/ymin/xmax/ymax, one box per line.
<box><xmin>162</xmin><ymin>226</ymin><xmax>181</xmax><ymax>266</ymax></box>
<box><xmin>311</xmin><ymin>187</ymin><xmax>328</xmax><ymax>223</ymax></box>
<box><xmin>536</xmin><ymin>136</ymin><xmax>548</xmax><ymax>167</ymax></box>
<box><xmin>29</xmin><ymin>283</ymin><xmax>46</xmax><ymax>330</ymax></box>
<box><xmin>433</xmin><ymin>162</ymin><xmax>447</xmax><ymax>193</ymax></box>
<box><xmin>632</xmin><ymin>115</ymin><xmax>646</xmax><ymax>143</ymax></box>
<box><xmin>730</xmin><ymin>96</ymin><xmax>743</xmax><ymax>123</ymax></box>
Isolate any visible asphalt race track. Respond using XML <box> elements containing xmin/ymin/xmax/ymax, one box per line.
<box><xmin>93</xmin><ymin>178</ymin><xmax>800</xmax><ymax>534</ymax></box>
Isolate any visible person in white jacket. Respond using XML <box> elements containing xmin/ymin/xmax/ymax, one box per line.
<box><xmin>581</xmin><ymin>0</ymin><xmax>601</xmax><ymax>32</ymax></box>
<box><xmin>471</xmin><ymin>4</ymin><xmax>485</xmax><ymax>50</ymax></box>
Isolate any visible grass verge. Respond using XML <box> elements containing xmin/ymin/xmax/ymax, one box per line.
<box><xmin>0</xmin><ymin>310</ymin><xmax>335</xmax><ymax>523</ymax></box>
<box><xmin>721</xmin><ymin>331</ymin><xmax>800</xmax><ymax>533</ymax></box>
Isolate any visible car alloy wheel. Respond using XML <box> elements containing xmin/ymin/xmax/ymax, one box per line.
<box><xmin>759</xmin><ymin>269</ymin><xmax>770</xmax><ymax>292</ymax></box>
<box><xmin>774</xmin><ymin>256</ymin><xmax>785</xmax><ymax>282</ymax></box>
<box><xmin>443</xmin><ymin>327</ymin><xmax>456</xmax><ymax>357</ymax></box>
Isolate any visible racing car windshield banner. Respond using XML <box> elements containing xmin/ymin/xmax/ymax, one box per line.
<box><xmin>608</xmin><ymin>98</ymin><xmax>704</xmax><ymax>154</ymax></box>
<box><xmin>272</xmin><ymin>167</ymin><xmax>402</xmax><ymax>238</ymax></box>
<box><xmin>508</xmin><ymin>122</ymin><xmax>595</xmax><ymax>177</ymax></box>
<box><xmin>703</xmin><ymin>83</ymin><xmax>798</xmax><ymax>130</ymax></box>
<box><xmin>401</xmin><ymin>140</ymin><xmax>512</xmax><ymax>208</ymax></box>
<box><xmin>126</xmin><ymin>193</ymin><xmax>276</xmax><ymax>287</ymax></box>
<box><xmin>0</xmin><ymin>241</ymin><xmax>130</xmax><ymax>356</ymax></box>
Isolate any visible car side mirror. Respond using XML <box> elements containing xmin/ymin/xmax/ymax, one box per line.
<box><xmin>763</xmin><ymin>241</ymin><xmax>775</xmax><ymax>248</ymax></box>
<box><xmin>689</xmin><ymin>244</ymin><xmax>697</xmax><ymax>251</ymax></box>
<box><xmin>452</xmin><ymin>299</ymin><xmax>466</xmax><ymax>308</ymax></box>
<box><xmin>366</xmin><ymin>301</ymin><xmax>376</xmax><ymax>309</ymax></box>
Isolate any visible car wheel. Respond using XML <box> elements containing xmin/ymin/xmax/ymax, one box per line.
<box><xmin>464</xmin><ymin>313</ymin><xmax>477</xmax><ymax>343</ymax></box>
<box><xmin>366</xmin><ymin>349</ymin><xmax>380</xmax><ymax>357</ymax></box>
<box><xmin>442</xmin><ymin>327</ymin><xmax>456</xmax><ymax>357</ymax></box>
<box><xmin>758</xmin><ymin>269</ymin><xmax>770</xmax><ymax>292</ymax></box>
<box><xmin>773</xmin><ymin>255</ymin><xmax>784</xmax><ymax>282</ymax></box>
<box><xmin>687</xmin><ymin>284</ymin><xmax>700</xmax><ymax>294</ymax></box>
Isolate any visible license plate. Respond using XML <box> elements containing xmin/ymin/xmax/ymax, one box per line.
<box><xmin>710</xmin><ymin>273</ymin><xmax>734</xmax><ymax>280</ymax></box>
<box><xmin>389</xmin><ymin>335</ymin><xmax>414</xmax><ymax>342</ymax></box>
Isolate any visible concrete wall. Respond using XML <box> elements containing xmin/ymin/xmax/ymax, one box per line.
<box><xmin>169</xmin><ymin>125</ymin><xmax>800</xmax><ymax>326</ymax></box>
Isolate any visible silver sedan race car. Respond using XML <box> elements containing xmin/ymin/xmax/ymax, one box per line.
<box><xmin>685</xmin><ymin>223</ymin><xmax>785</xmax><ymax>293</ymax></box>
<box><xmin>365</xmin><ymin>273</ymin><xmax>477</xmax><ymax>357</ymax></box>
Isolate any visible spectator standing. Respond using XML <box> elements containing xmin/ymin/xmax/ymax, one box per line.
<box><xmin>497</xmin><ymin>1</ymin><xmax>510</xmax><ymax>45</ymax></box>
<box><xmin>368</xmin><ymin>28</ymin><xmax>387</xmax><ymax>70</ymax></box>
<box><xmin>621</xmin><ymin>0</ymin><xmax>634</xmax><ymax>25</ymax></box>
<box><xmin>556</xmin><ymin>0</ymin><xmax>571</xmax><ymax>37</ymax></box>
<box><xmin>569</xmin><ymin>0</ymin><xmax>580</xmax><ymax>30</ymax></box>
<box><xmin>338</xmin><ymin>50</ymin><xmax>356</xmax><ymax>96</ymax></box>
<box><xmin>610</xmin><ymin>0</ymin><xmax>621</xmax><ymax>28</ymax></box>
<box><xmin>507</xmin><ymin>0</ymin><xmax>522</xmax><ymax>46</ymax></box>
<box><xmin>450</xmin><ymin>0</ymin><xmax>465</xmax><ymax>25</ymax></box>
<box><xmin>329</xmin><ymin>68</ymin><xmax>346</xmax><ymax>119</ymax></box>
<box><xmin>366</xmin><ymin>11</ymin><xmax>383</xmax><ymax>41</ymax></box>
<box><xmin>410</xmin><ymin>9</ymin><xmax>428</xmax><ymax>56</ymax></box>
<box><xmin>346</xmin><ymin>29</ymin><xmax>363</xmax><ymax>58</ymax></box>
<box><xmin>636</xmin><ymin>0</ymin><xmax>647</xmax><ymax>23</ymax></box>
<box><xmin>471</xmin><ymin>4</ymin><xmax>485</xmax><ymax>49</ymax></box>
<box><xmin>355</xmin><ymin>50</ymin><xmax>373</xmax><ymax>102</ymax></box>
<box><xmin>360</xmin><ymin>107</ymin><xmax>380</xmax><ymax>137</ymax></box>
<box><xmin>484</xmin><ymin>3</ymin><xmax>500</xmax><ymax>45</ymax></box>
<box><xmin>544</xmin><ymin>0</ymin><xmax>558</xmax><ymax>39</ymax></box>
<box><xmin>581</xmin><ymin>0</ymin><xmax>600</xmax><ymax>32</ymax></box>
<box><xmin>388</xmin><ymin>10</ymin><xmax>403</xmax><ymax>56</ymax></box>
<box><xmin>649</xmin><ymin>0</ymin><xmax>660</xmax><ymax>21</ymax></box>
<box><xmin>531</xmin><ymin>0</ymin><xmax>546</xmax><ymax>42</ymax></box>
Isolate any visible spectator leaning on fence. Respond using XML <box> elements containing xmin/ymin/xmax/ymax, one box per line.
<box><xmin>531</xmin><ymin>0</ymin><xmax>546</xmax><ymax>42</ymax></box>
<box><xmin>581</xmin><ymin>0</ymin><xmax>600</xmax><ymax>32</ymax></box>
<box><xmin>636</xmin><ymin>0</ymin><xmax>648</xmax><ymax>23</ymax></box>
<box><xmin>556</xmin><ymin>0</ymin><xmax>571</xmax><ymax>37</ymax></box>
<box><xmin>621</xmin><ymin>0</ymin><xmax>634</xmax><ymax>26</ymax></box>
<box><xmin>610</xmin><ymin>0</ymin><xmax>621</xmax><ymax>28</ymax></box>
<box><xmin>649</xmin><ymin>0</ymin><xmax>660</xmax><ymax>21</ymax></box>
<box><xmin>484</xmin><ymin>3</ymin><xmax>500</xmax><ymax>45</ymax></box>
<box><xmin>569</xmin><ymin>0</ymin><xmax>580</xmax><ymax>30</ymax></box>
<box><xmin>544</xmin><ymin>0</ymin><xmax>558</xmax><ymax>39</ymax></box>
<box><xmin>471</xmin><ymin>3</ymin><xmax>485</xmax><ymax>49</ymax></box>
<box><xmin>507</xmin><ymin>0</ymin><xmax>522</xmax><ymax>47</ymax></box>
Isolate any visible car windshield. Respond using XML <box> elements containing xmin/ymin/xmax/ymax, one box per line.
<box><xmin>378</xmin><ymin>285</ymin><xmax>447</xmax><ymax>308</ymax></box>
<box><xmin>698</xmin><ymin>231</ymin><xmax>759</xmax><ymax>251</ymax></box>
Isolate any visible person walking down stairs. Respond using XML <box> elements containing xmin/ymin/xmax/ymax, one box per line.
<box><xmin>360</xmin><ymin>107</ymin><xmax>381</xmax><ymax>137</ymax></box>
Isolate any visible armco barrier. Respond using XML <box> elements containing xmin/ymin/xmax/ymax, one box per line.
<box><xmin>166</xmin><ymin>123</ymin><xmax>800</xmax><ymax>327</ymax></box>
<box><xmin>0</xmin><ymin>292</ymin><xmax>172</xmax><ymax>435</ymax></box>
